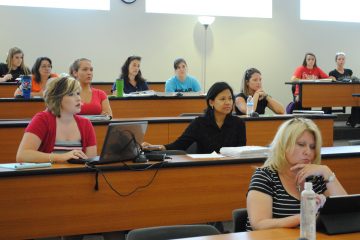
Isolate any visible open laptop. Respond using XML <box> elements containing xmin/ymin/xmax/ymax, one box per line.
<box><xmin>68</xmin><ymin>121</ymin><xmax>147</xmax><ymax>165</ymax></box>
<box><xmin>317</xmin><ymin>194</ymin><xmax>360</xmax><ymax>234</ymax></box>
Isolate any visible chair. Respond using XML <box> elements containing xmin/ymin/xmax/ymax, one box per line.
<box><xmin>232</xmin><ymin>208</ymin><xmax>248</xmax><ymax>232</ymax></box>
<box><xmin>126</xmin><ymin>224</ymin><xmax>220</xmax><ymax>240</ymax></box>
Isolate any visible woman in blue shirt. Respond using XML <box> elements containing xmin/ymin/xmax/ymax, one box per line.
<box><xmin>112</xmin><ymin>56</ymin><xmax>149</xmax><ymax>94</ymax></box>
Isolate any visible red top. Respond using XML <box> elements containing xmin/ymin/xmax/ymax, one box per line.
<box><xmin>293</xmin><ymin>66</ymin><xmax>329</xmax><ymax>95</ymax></box>
<box><xmin>79</xmin><ymin>88</ymin><xmax>107</xmax><ymax>115</ymax></box>
<box><xmin>25</xmin><ymin>111</ymin><xmax>96</xmax><ymax>153</ymax></box>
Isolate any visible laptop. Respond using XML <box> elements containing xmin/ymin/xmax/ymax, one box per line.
<box><xmin>68</xmin><ymin>121</ymin><xmax>148</xmax><ymax>165</ymax></box>
<box><xmin>317</xmin><ymin>194</ymin><xmax>360</xmax><ymax>234</ymax></box>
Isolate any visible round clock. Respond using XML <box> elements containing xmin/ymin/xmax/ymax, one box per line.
<box><xmin>121</xmin><ymin>0</ymin><xmax>136</xmax><ymax>4</ymax></box>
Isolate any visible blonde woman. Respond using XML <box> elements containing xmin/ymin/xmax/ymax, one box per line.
<box><xmin>246</xmin><ymin>118</ymin><xmax>346</xmax><ymax>231</ymax></box>
<box><xmin>0</xmin><ymin>47</ymin><xmax>30</xmax><ymax>82</ymax></box>
<box><xmin>16</xmin><ymin>76</ymin><xmax>97</xmax><ymax>163</ymax></box>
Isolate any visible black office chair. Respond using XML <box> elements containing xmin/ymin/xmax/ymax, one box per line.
<box><xmin>232</xmin><ymin>208</ymin><xmax>248</xmax><ymax>232</ymax></box>
<box><xmin>126</xmin><ymin>224</ymin><xmax>220</xmax><ymax>240</ymax></box>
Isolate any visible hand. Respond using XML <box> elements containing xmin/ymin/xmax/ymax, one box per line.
<box><xmin>141</xmin><ymin>142</ymin><xmax>165</xmax><ymax>151</ymax></box>
<box><xmin>290</xmin><ymin>164</ymin><xmax>330</xmax><ymax>186</ymax></box>
<box><xmin>315</xmin><ymin>194</ymin><xmax>326</xmax><ymax>212</ymax></box>
<box><xmin>1</xmin><ymin>74</ymin><xmax>12</xmax><ymax>82</ymax></box>
<box><xmin>61</xmin><ymin>150</ymin><xmax>88</xmax><ymax>162</ymax></box>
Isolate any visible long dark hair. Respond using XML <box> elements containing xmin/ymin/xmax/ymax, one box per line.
<box><xmin>205</xmin><ymin>82</ymin><xmax>234</xmax><ymax>115</ymax></box>
<box><xmin>302</xmin><ymin>52</ymin><xmax>317</xmax><ymax>68</ymax></box>
<box><xmin>32</xmin><ymin>57</ymin><xmax>52</xmax><ymax>84</ymax></box>
<box><xmin>241</xmin><ymin>67</ymin><xmax>261</xmax><ymax>96</ymax></box>
<box><xmin>120</xmin><ymin>56</ymin><xmax>146</xmax><ymax>84</ymax></box>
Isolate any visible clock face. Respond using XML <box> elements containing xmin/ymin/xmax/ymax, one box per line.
<box><xmin>121</xmin><ymin>0</ymin><xmax>136</xmax><ymax>4</ymax></box>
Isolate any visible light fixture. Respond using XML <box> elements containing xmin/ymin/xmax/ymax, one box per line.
<box><xmin>198</xmin><ymin>16</ymin><xmax>215</xmax><ymax>93</ymax></box>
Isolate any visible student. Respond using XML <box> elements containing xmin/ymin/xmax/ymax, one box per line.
<box><xmin>0</xmin><ymin>47</ymin><xmax>30</xmax><ymax>82</ymax></box>
<box><xmin>71</xmin><ymin>58</ymin><xmax>113</xmax><ymax>117</ymax></box>
<box><xmin>235</xmin><ymin>68</ymin><xmax>284</xmax><ymax>115</ymax></box>
<box><xmin>165</xmin><ymin>58</ymin><xmax>201</xmax><ymax>93</ymax></box>
<box><xmin>290</xmin><ymin>53</ymin><xmax>329</xmax><ymax>111</ymax></box>
<box><xmin>14</xmin><ymin>57</ymin><xmax>58</xmax><ymax>97</ymax></box>
<box><xmin>142</xmin><ymin>82</ymin><xmax>246</xmax><ymax>153</ymax></box>
<box><xmin>329</xmin><ymin>52</ymin><xmax>353</xmax><ymax>81</ymax></box>
<box><xmin>16</xmin><ymin>76</ymin><xmax>97</xmax><ymax>163</ymax></box>
<box><xmin>246</xmin><ymin>118</ymin><xmax>347</xmax><ymax>231</ymax></box>
<box><xmin>111</xmin><ymin>55</ymin><xmax>149</xmax><ymax>94</ymax></box>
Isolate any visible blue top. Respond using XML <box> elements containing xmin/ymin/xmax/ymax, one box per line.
<box><xmin>165</xmin><ymin>75</ymin><xmax>201</xmax><ymax>93</ymax></box>
<box><xmin>111</xmin><ymin>80</ymin><xmax>149</xmax><ymax>94</ymax></box>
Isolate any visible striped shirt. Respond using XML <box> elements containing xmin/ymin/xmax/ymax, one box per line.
<box><xmin>246</xmin><ymin>167</ymin><xmax>327</xmax><ymax>231</ymax></box>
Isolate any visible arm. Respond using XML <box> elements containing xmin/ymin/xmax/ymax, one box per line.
<box><xmin>31</xmin><ymin>90</ymin><xmax>44</xmax><ymax>97</ymax></box>
<box><xmin>317</xmin><ymin>67</ymin><xmax>329</xmax><ymax>79</ymax></box>
<box><xmin>16</xmin><ymin>132</ymin><xmax>83</xmax><ymax>163</ymax></box>
<box><xmin>14</xmin><ymin>87</ymin><xmax>22</xmax><ymax>97</ymax></box>
<box><xmin>266</xmin><ymin>95</ymin><xmax>285</xmax><ymax>114</ymax></box>
<box><xmin>101</xmin><ymin>98</ymin><xmax>113</xmax><ymax>117</ymax></box>
<box><xmin>247</xmin><ymin>190</ymin><xmax>300</xmax><ymax>230</ymax></box>
<box><xmin>0</xmin><ymin>73</ymin><xmax>13</xmax><ymax>82</ymax></box>
<box><xmin>235</xmin><ymin>96</ymin><xmax>247</xmax><ymax>114</ymax></box>
<box><xmin>85</xmin><ymin>145</ymin><xmax>97</xmax><ymax>158</ymax></box>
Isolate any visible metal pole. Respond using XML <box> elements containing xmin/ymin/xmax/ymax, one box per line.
<box><xmin>203</xmin><ymin>25</ymin><xmax>208</xmax><ymax>93</ymax></box>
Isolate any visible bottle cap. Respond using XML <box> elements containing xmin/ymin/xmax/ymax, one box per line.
<box><xmin>304</xmin><ymin>182</ymin><xmax>312</xmax><ymax>190</ymax></box>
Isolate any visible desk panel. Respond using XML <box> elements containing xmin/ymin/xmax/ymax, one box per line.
<box><xmin>0</xmin><ymin>151</ymin><xmax>359</xmax><ymax>239</ymax></box>
<box><xmin>0</xmin><ymin>116</ymin><xmax>334</xmax><ymax>163</ymax></box>
<box><xmin>0</xmin><ymin>83</ymin><xmax>17</xmax><ymax>98</ymax></box>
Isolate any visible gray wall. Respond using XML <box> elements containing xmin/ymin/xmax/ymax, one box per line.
<box><xmin>1</xmin><ymin>0</ymin><xmax>360</xmax><ymax>109</ymax></box>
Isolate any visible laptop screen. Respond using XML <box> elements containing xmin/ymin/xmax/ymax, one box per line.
<box><xmin>94</xmin><ymin>121</ymin><xmax>148</xmax><ymax>165</ymax></box>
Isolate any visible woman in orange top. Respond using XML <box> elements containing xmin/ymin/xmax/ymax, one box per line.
<box><xmin>14</xmin><ymin>57</ymin><xmax>58</xmax><ymax>97</ymax></box>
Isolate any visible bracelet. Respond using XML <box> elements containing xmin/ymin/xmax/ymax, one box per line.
<box><xmin>49</xmin><ymin>153</ymin><xmax>54</xmax><ymax>164</ymax></box>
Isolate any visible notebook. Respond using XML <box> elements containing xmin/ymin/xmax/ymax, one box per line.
<box><xmin>68</xmin><ymin>121</ymin><xmax>148</xmax><ymax>165</ymax></box>
<box><xmin>317</xmin><ymin>194</ymin><xmax>360</xmax><ymax>234</ymax></box>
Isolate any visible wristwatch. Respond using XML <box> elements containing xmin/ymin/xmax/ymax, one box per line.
<box><xmin>325</xmin><ymin>172</ymin><xmax>336</xmax><ymax>183</ymax></box>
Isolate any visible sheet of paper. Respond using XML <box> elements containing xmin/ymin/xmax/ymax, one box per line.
<box><xmin>187</xmin><ymin>151</ymin><xmax>225</xmax><ymax>159</ymax></box>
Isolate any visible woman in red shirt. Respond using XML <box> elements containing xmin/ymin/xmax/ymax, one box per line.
<box><xmin>16</xmin><ymin>76</ymin><xmax>97</xmax><ymax>163</ymax></box>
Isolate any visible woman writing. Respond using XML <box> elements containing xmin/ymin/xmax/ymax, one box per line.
<box><xmin>111</xmin><ymin>55</ymin><xmax>149</xmax><ymax>94</ymax></box>
<box><xmin>235</xmin><ymin>68</ymin><xmax>284</xmax><ymax>115</ymax></box>
<box><xmin>14</xmin><ymin>57</ymin><xmax>58</xmax><ymax>97</ymax></box>
<box><xmin>71</xmin><ymin>58</ymin><xmax>112</xmax><ymax>117</ymax></box>
<box><xmin>16</xmin><ymin>76</ymin><xmax>97</xmax><ymax>163</ymax></box>
<box><xmin>246</xmin><ymin>118</ymin><xmax>347</xmax><ymax>231</ymax></box>
<box><xmin>0</xmin><ymin>47</ymin><xmax>30</xmax><ymax>82</ymax></box>
<box><xmin>143</xmin><ymin>82</ymin><xmax>246</xmax><ymax>153</ymax></box>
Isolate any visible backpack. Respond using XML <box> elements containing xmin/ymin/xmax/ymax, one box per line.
<box><xmin>347</xmin><ymin>107</ymin><xmax>360</xmax><ymax>127</ymax></box>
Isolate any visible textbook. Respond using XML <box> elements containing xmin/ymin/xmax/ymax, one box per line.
<box><xmin>0</xmin><ymin>162</ymin><xmax>52</xmax><ymax>170</ymax></box>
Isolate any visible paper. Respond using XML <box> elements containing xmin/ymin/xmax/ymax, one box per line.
<box><xmin>220</xmin><ymin>146</ymin><xmax>269</xmax><ymax>158</ymax></box>
<box><xmin>0</xmin><ymin>162</ymin><xmax>52</xmax><ymax>170</ymax></box>
<box><xmin>187</xmin><ymin>151</ymin><xmax>225</xmax><ymax>159</ymax></box>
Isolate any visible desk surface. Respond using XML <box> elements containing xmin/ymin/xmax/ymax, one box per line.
<box><xmin>181</xmin><ymin>228</ymin><xmax>360</xmax><ymax>240</ymax></box>
<box><xmin>0</xmin><ymin>150</ymin><xmax>359</xmax><ymax>239</ymax></box>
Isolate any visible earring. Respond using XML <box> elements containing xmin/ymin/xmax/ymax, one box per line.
<box><xmin>211</xmin><ymin>105</ymin><xmax>214</xmax><ymax>110</ymax></box>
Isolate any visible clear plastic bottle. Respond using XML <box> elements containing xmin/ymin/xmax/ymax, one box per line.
<box><xmin>246</xmin><ymin>96</ymin><xmax>254</xmax><ymax>116</ymax></box>
<box><xmin>300</xmin><ymin>182</ymin><xmax>316</xmax><ymax>240</ymax></box>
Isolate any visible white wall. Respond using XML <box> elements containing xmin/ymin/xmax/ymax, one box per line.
<box><xmin>1</xmin><ymin>0</ymin><xmax>360</xmax><ymax>108</ymax></box>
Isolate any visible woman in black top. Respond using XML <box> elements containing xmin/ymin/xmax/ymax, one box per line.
<box><xmin>142</xmin><ymin>82</ymin><xmax>246</xmax><ymax>153</ymax></box>
<box><xmin>329</xmin><ymin>52</ymin><xmax>353</xmax><ymax>81</ymax></box>
<box><xmin>0</xmin><ymin>47</ymin><xmax>30</xmax><ymax>82</ymax></box>
<box><xmin>235</xmin><ymin>68</ymin><xmax>284</xmax><ymax>115</ymax></box>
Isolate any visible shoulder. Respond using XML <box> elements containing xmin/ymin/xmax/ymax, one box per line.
<box><xmin>0</xmin><ymin>63</ymin><xmax>7</xmax><ymax>72</ymax></box>
<box><xmin>50</xmin><ymin>73</ymin><xmax>58</xmax><ymax>78</ymax></box>
<box><xmin>328</xmin><ymin>69</ymin><xmax>336</xmax><ymax>75</ymax></box>
<box><xmin>92</xmin><ymin>87</ymin><xmax>107</xmax><ymax>97</ymax></box>
<box><xmin>166</xmin><ymin>76</ymin><xmax>176</xmax><ymax>83</ymax></box>
<box><xmin>187</xmin><ymin>75</ymin><xmax>198</xmax><ymax>81</ymax></box>
<box><xmin>32</xmin><ymin>111</ymin><xmax>54</xmax><ymax>122</ymax></box>
<box><xmin>75</xmin><ymin>115</ymin><xmax>93</xmax><ymax>127</ymax></box>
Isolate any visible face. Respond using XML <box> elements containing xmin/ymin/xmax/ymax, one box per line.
<box><xmin>61</xmin><ymin>89</ymin><xmax>81</xmax><ymax>114</ymax></box>
<box><xmin>285</xmin><ymin>130</ymin><xmax>316</xmax><ymax>167</ymax></box>
<box><xmin>11</xmin><ymin>53</ymin><xmax>23</xmax><ymax>68</ymax></box>
<box><xmin>336</xmin><ymin>55</ymin><xmax>345</xmax><ymax>68</ymax></box>
<box><xmin>306</xmin><ymin>55</ymin><xmax>316</xmax><ymax>68</ymax></box>
<box><xmin>74</xmin><ymin>60</ymin><xmax>93</xmax><ymax>84</ymax></box>
<box><xmin>247</xmin><ymin>73</ymin><xmax>262</xmax><ymax>92</ymax></box>
<box><xmin>128</xmin><ymin>59</ymin><xmax>140</xmax><ymax>77</ymax></box>
<box><xmin>209</xmin><ymin>89</ymin><xmax>234</xmax><ymax>115</ymax></box>
<box><xmin>39</xmin><ymin>60</ymin><xmax>52</xmax><ymax>78</ymax></box>
<box><xmin>175</xmin><ymin>62</ymin><xmax>187</xmax><ymax>80</ymax></box>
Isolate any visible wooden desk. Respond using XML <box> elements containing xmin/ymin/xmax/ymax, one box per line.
<box><xmin>286</xmin><ymin>82</ymin><xmax>360</xmax><ymax>108</ymax></box>
<box><xmin>0</xmin><ymin>95</ymin><xmax>206</xmax><ymax>118</ymax></box>
<box><xmin>180</xmin><ymin>228</ymin><xmax>360</xmax><ymax>240</ymax></box>
<box><xmin>0</xmin><ymin>115</ymin><xmax>335</xmax><ymax>163</ymax></box>
<box><xmin>0</xmin><ymin>82</ymin><xmax>165</xmax><ymax>98</ymax></box>
<box><xmin>0</xmin><ymin>147</ymin><xmax>359</xmax><ymax>239</ymax></box>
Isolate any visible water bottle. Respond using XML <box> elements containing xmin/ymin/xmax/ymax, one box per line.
<box><xmin>20</xmin><ymin>75</ymin><xmax>32</xmax><ymax>99</ymax></box>
<box><xmin>300</xmin><ymin>182</ymin><xmax>316</xmax><ymax>240</ymax></box>
<box><xmin>246</xmin><ymin>96</ymin><xmax>254</xmax><ymax>116</ymax></box>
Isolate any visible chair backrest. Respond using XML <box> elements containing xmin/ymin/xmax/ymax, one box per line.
<box><xmin>126</xmin><ymin>224</ymin><xmax>220</xmax><ymax>240</ymax></box>
<box><xmin>232</xmin><ymin>208</ymin><xmax>248</xmax><ymax>232</ymax></box>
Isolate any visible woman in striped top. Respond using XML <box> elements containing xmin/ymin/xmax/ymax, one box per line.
<box><xmin>246</xmin><ymin>118</ymin><xmax>347</xmax><ymax>231</ymax></box>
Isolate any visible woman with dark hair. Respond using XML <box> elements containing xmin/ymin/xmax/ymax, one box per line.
<box><xmin>142</xmin><ymin>82</ymin><xmax>246</xmax><ymax>153</ymax></box>
<box><xmin>290</xmin><ymin>53</ymin><xmax>329</xmax><ymax>110</ymax></box>
<box><xmin>111</xmin><ymin>56</ymin><xmax>149</xmax><ymax>94</ymax></box>
<box><xmin>0</xmin><ymin>47</ymin><xmax>30</xmax><ymax>82</ymax></box>
<box><xmin>235</xmin><ymin>68</ymin><xmax>284</xmax><ymax>115</ymax></box>
<box><xmin>14</xmin><ymin>57</ymin><xmax>58</xmax><ymax>97</ymax></box>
